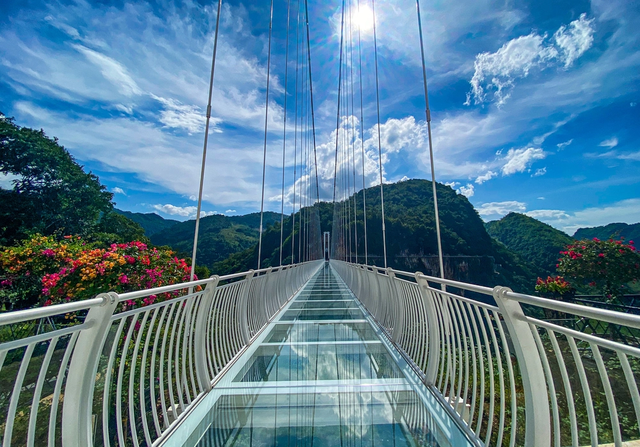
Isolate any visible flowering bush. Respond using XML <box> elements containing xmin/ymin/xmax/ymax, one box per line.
<box><xmin>557</xmin><ymin>238</ymin><xmax>639</xmax><ymax>300</ymax></box>
<box><xmin>535</xmin><ymin>276</ymin><xmax>574</xmax><ymax>297</ymax></box>
<box><xmin>1</xmin><ymin>235</ymin><xmax>196</xmax><ymax>310</ymax></box>
<box><xmin>0</xmin><ymin>235</ymin><xmax>85</xmax><ymax>310</ymax></box>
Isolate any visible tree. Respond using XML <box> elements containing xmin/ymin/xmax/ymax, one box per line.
<box><xmin>0</xmin><ymin>114</ymin><xmax>113</xmax><ymax>244</ymax></box>
<box><xmin>557</xmin><ymin>238</ymin><xmax>640</xmax><ymax>300</ymax></box>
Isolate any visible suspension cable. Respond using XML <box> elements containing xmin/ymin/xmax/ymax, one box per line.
<box><xmin>348</xmin><ymin>0</ymin><xmax>358</xmax><ymax>264</ymax></box>
<box><xmin>279</xmin><ymin>0</ymin><xmax>292</xmax><ymax>266</ymax></box>
<box><xmin>371</xmin><ymin>0</ymin><xmax>388</xmax><ymax>268</ymax></box>
<box><xmin>257</xmin><ymin>0</ymin><xmax>275</xmax><ymax>270</ymax></box>
<box><xmin>356</xmin><ymin>0</ymin><xmax>368</xmax><ymax>265</ymax></box>
<box><xmin>291</xmin><ymin>0</ymin><xmax>301</xmax><ymax>264</ymax></box>
<box><xmin>190</xmin><ymin>0</ymin><xmax>223</xmax><ymax>282</ymax></box>
<box><xmin>415</xmin><ymin>0</ymin><xmax>445</xmax><ymax>281</ymax></box>
<box><xmin>304</xmin><ymin>0</ymin><xmax>321</xmax><ymax>204</ymax></box>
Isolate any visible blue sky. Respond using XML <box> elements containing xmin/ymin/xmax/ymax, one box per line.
<box><xmin>1</xmin><ymin>0</ymin><xmax>639</xmax><ymax>235</ymax></box>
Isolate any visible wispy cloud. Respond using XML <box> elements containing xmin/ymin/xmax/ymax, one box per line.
<box><xmin>112</xmin><ymin>186</ymin><xmax>126</xmax><ymax>195</ymax></box>
<box><xmin>477</xmin><ymin>201</ymin><xmax>526</xmax><ymax>217</ymax></box>
<box><xmin>599</xmin><ymin>137</ymin><xmax>619</xmax><ymax>148</ymax></box>
<box><xmin>501</xmin><ymin>147</ymin><xmax>545</xmax><ymax>175</ymax></box>
<box><xmin>153</xmin><ymin>204</ymin><xmax>219</xmax><ymax>218</ymax></box>
<box><xmin>557</xmin><ymin>139</ymin><xmax>573</xmax><ymax>150</ymax></box>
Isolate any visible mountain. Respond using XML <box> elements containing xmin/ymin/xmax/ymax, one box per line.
<box><xmin>115</xmin><ymin>210</ymin><xmax>179</xmax><ymax>236</ymax></box>
<box><xmin>486</xmin><ymin>212</ymin><xmax>574</xmax><ymax>275</ymax></box>
<box><xmin>574</xmin><ymin>222</ymin><xmax>640</xmax><ymax>243</ymax></box>
<box><xmin>215</xmin><ymin>180</ymin><xmax>537</xmax><ymax>293</ymax></box>
<box><xmin>150</xmin><ymin>211</ymin><xmax>281</xmax><ymax>268</ymax></box>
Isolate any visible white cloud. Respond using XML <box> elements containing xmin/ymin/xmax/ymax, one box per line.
<box><xmin>525</xmin><ymin>209</ymin><xmax>569</xmax><ymax>219</ymax></box>
<box><xmin>475</xmin><ymin>170</ymin><xmax>497</xmax><ymax>184</ymax></box>
<box><xmin>445</xmin><ymin>181</ymin><xmax>459</xmax><ymax>188</ymax></box>
<box><xmin>467</xmin><ymin>14</ymin><xmax>595</xmax><ymax>105</ymax></box>
<box><xmin>532</xmin><ymin>167</ymin><xmax>547</xmax><ymax>177</ymax></box>
<box><xmin>554</xmin><ymin>14</ymin><xmax>596</xmax><ymax>67</ymax></box>
<box><xmin>501</xmin><ymin>147</ymin><xmax>545</xmax><ymax>175</ymax></box>
<box><xmin>537</xmin><ymin>196</ymin><xmax>545</xmax><ymax>200</ymax></box>
<box><xmin>72</xmin><ymin>44</ymin><xmax>142</xmax><ymax>97</ymax></box>
<box><xmin>225</xmin><ymin>209</ymin><xmax>236</xmax><ymax>213</ymax></box>
<box><xmin>477</xmin><ymin>201</ymin><xmax>526</xmax><ymax>217</ymax></box>
<box><xmin>153</xmin><ymin>204</ymin><xmax>219</xmax><ymax>219</ymax></box>
<box><xmin>152</xmin><ymin>95</ymin><xmax>222</xmax><ymax>134</ymax></box>
<box><xmin>557</xmin><ymin>139</ymin><xmax>573</xmax><ymax>150</ymax></box>
<box><xmin>599</xmin><ymin>137</ymin><xmax>618</xmax><ymax>148</ymax></box>
<box><xmin>456</xmin><ymin>184</ymin><xmax>475</xmax><ymax>198</ymax></box>
<box><xmin>112</xmin><ymin>186</ymin><xmax>126</xmax><ymax>195</ymax></box>
<box><xmin>618</xmin><ymin>151</ymin><xmax>640</xmax><ymax>161</ymax></box>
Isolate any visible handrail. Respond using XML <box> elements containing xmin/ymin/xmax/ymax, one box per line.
<box><xmin>331</xmin><ymin>260</ymin><xmax>640</xmax><ymax>447</ymax></box>
<box><xmin>0</xmin><ymin>260</ymin><xmax>323</xmax><ymax>447</ymax></box>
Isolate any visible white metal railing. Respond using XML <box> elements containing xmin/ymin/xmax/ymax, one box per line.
<box><xmin>0</xmin><ymin>260</ymin><xmax>323</xmax><ymax>447</ymax></box>
<box><xmin>331</xmin><ymin>260</ymin><xmax>640</xmax><ymax>447</ymax></box>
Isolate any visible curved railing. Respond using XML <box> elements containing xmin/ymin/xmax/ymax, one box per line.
<box><xmin>331</xmin><ymin>260</ymin><xmax>640</xmax><ymax>447</ymax></box>
<box><xmin>0</xmin><ymin>260</ymin><xmax>322</xmax><ymax>447</ymax></box>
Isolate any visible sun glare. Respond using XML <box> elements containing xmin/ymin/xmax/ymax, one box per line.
<box><xmin>352</xmin><ymin>4</ymin><xmax>374</xmax><ymax>34</ymax></box>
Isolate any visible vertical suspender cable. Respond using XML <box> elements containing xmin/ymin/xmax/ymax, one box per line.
<box><xmin>416</xmin><ymin>0</ymin><xmax>445</xmax><ymax>281</ymax></box>
<box><xmin>332</xmin><ymin>0</ymin><xmax>346</xmax><ymax>219</ymax></box>
<box><xmin>348</xmin><ymin>1</ymin><xmax>358</xmax><ymax>264</ymax></box>
<box><xmin>371</xmin><ymin>0</ymin><xmax>388</xmax><ymax>268</ymax></box>
<box><xmin>257</xmin><ymin>0</ymin><xmax>275</xmax><ymax>270</ymax></box>
<box><xmin>279</xmin><ymin>0</ymin><xmax>292</xmax><ymax>266</ymax></box>
<box><xmin>356</xmin><ymin>0</ymin><xmax>368</xmax><ymax>265</ymax></box>
<box><xmin>291</xmin><ymin>0</ymin><xmax>301</xmax><ymax>264</ymax></box>
<box><xmin>304</xmin><ymin>0</ymin><xmax>321</xmax><ymax>204</ymax></box>
<box><xmin>190</xmin><ymin>0</ymin><xmax>223</xmax><ymax>282</ymax></box>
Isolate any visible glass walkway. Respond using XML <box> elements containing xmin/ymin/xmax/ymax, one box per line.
<box><xmin>163</xmin><ymin>263</ymin><xmax>476</xmax><ymax>447</ymax></box>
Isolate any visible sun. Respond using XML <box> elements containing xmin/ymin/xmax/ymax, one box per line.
<box><xmin>351</xmin><ymin>4</ymin><xmax>374</xmax><ymax>34</ymax></box>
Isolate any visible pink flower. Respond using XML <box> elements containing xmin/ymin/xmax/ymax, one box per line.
<box><xmin>119</xmin><ymin>274</ymin><xmax>129</xmax><ymax>284</ymax></box>
<box><xmin>41</xmin><ymin>249</ymin><xmax>55</xmax><ymax>258</ymax></box>
<box><xmin>1</xmin><ymin>279</ymin><xmax>11</xmax><ymax>287</ymax></box>
<box><xmin>598</xmin><ymin>253</ymin><xmax>605</xmax><ymax>258</ymax></box>
<box><xmin>593</xmin><ymin>238</ymin><xmax>600</xmax><ymax>242</ymax></box>
<box><xmin>44</xmin><ymin>299</ymin><xmax>52</xmax><ymax>306</ymax></box>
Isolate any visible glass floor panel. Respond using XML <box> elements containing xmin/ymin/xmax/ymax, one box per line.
<box><xmin>233</xmin><ymin>343</ymin><xmax>403</xmax><ymax>382</ymax></box>
<box><xmin>165</xmin><ymin>263</ymin><xmax>477</xmax><ymax>447</ymax></box>
<box><xmin>264</xmin><ymin>322</ymin><xmax>379</xmax><ymax>343</ymax></box>
<box><xmin>193</xmin><ymin>390</ymin><xmax>450</xmax><ymax>447</ymax></box>
<box><xmin>287</xmin><ymin>300</ymin><xmax>357</xmax><ymax>309</ymax></box>
<box><xmin>280</xmin><ymin>308</ymin><xmax>364</xmax><ymax>321</ymax></box>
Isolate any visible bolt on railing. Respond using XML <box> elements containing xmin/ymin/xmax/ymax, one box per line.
<box><xmin>0</xmin><ymin>260</ymin><xmax>323</xmax><ymax>447</ymax></box>
<box><xmin>331</xmin><ymin>260</ymin><xmax>640</xmax><ymax>447</ymax></box>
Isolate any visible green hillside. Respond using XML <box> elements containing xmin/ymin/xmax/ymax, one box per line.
<box><xmin>150</xmin><ymin>211</ymin><xmax>281</xmax><ymax>268</ymax></box>
<box><xmin>574</xmin><ymin>222</ymin><xmax>640</xmax><ymax>243</ymax></box>
<box><xmin>215</xmin><ymin>180</ymin><xmax>537</xmax><ymax>293</ymax></box>
<box><xmin>486</xmin><ymin>212</ymin><xmax>574</xmax><ymax>275</ymax></box>
<box><xmin>115</xmin><ymin>210</ymin><xmax>179</xmax><ymax>236</ymax></box>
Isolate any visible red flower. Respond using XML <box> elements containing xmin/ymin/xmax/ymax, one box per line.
<box><xmin>598</xmin><ymin>253</ymin><xmax>605</xmax><ymax>258</ymax></box>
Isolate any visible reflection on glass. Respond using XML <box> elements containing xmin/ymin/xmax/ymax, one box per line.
<box><xmin>288</xmin><ymin>301</ymin><xmax>357</xmax><ymax>310</ymax></box>
<box><xmin>234</xmin><ymin>343</ymin><xmax>404</xmax><ymax>382</ymax></box>
<box><xmin>265</xmin><ymin>322</ymin><xmax>379</xmax><ymax>343</ymax></box>
<box><xmin>196</xmin><ymin>391</ymin><xmax>448</xmax><ymax>447</ymax></box>
<box><xmin>280</xmin><ymin>308</ymin><xmax>364</xmax><ymax>321</ymax></box>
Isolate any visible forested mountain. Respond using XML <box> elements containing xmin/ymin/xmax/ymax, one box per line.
<box><xmin>574</xmin><ymin>222</ymin><xmax>640</xmax><ymax>242</ymax></box>
<box><xmin>150</xmin><ymin>212</ymin><xmax>281</xmax><ymax>268</ymax></box>
<box><xmin>115</xmin><ymin>210</ymin><xmax>179</xmax><ymax>236</ymax></box>
<box><xmin>215</xmin><ymin>180</ymin><xmax>537</xmax><ymax>293</ymax></box>
<box><xmin>486</xmin><ymin>212</ymin><xmax>574</xmax><ymax>275</ymax></box>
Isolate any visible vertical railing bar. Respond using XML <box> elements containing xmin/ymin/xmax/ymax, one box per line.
<box><xmin>48</xmin><ymin>331</ymin><xmax>79</xmax><ymax>447</ymax></box>
<box><xmin>128</xmin><ymin>310</ymin><xmax>151</xmax><ymax>447</ymax></box>
<box><xmin>567</xmin><ymin>335</ymin><xmax>598</xmax><ymax>447</ymax></box>
<box><xmin>590</xmin><ymin>342</ymin><xmax>622</xmax><ymax>446</ymax></box>
<box><xmin>150</xmin><ymin>305</ymin><xmax>170</xmax><ymax>434</ymax></box>
<box><xmin>491</xmin><ymin>310</ymin><xmax>511</xmax><ymax>447</ymax></box>
<box><xmin>179</xmin><ymin>298</ymin><xmax>194</xmax><ymax>405</ymax></box>
<box><xmin>531</xmin><ymin>325</ymin><xmax>561</xmax><ymax>447</ymax></box>
<box><xmin>116</xmin><ymin>315</ymin><xmax>138</xmax><ymax>446</ymax></box>
<box><xmin>169</xmin><ymin>300</ymin><xmax>186</xmax><ymax>412</ymax></box>
<box><xmin>101</xmin><ymin>318</ymin><xmax>126</xmax><ymax>447</ymax></box>
<box><xmin>472</xmin><ymin>305</ymin><xmax>490</xmax><ymax>438</ymax></box>
<box><xmin>465</xmin><ymin>302</ymin><xmax>482</xmax><ymax>431</ymax></box>
<box><xmin>160</xmin><ymin>302</ymin><xmax>178</xmax><ymax>428</ymax></box>
<box><xmin>483</xmin><ymin>307</ymin><xmax>500</xmax><ymax>445</ymax></box>
<box><xmin>140</xmin><ymin>307</ymin><xmax>160</xmax><ymax>444</ymax></box>
<box><xmin>27</xmin><ymin>336</ymin><xmax>59</xmax><ymax>447</ymax></box>
<box><xmin>548</xmin><ymin>330</ymin><xmax>579</xmax><ymax>447</ymax></box>
<box><xmin>4</xmin><ymin>343</ymin><xmax>36</xmax><ymax>447</ymax></box>
<box><xmin>618</xmin><ymin>351</ymin><xmax>640</xmax><ymax>438</ymax></box>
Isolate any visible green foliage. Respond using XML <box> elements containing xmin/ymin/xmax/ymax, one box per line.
<box><xmin>88</xmin><ymin>211</ymin><xmax>149</xmax><ymax>247</ymax></box>
<box><xmin>150</xmin><ymin>211</ymin><xmax>282</xmax><ymax>268</ymax></box>
<box><xmin>535</xmin><ymin>275</ymin><xmax>573</xmax><ymax>297</ymax></box>
<box><xmin>557</xmin><ymin>238</ymin><xmax>640</xmax><ymax>299</ymax></box>
<box><xmin>574</xmin><ymin>222</ymin><xmax>640</xmax><ymax>243</ymax></box>
<box><xmin>115</xmin><ymin>209</ymin><xmax>179</xmax><ymax>236</ymax></box>
<box><xmin>486</xmin><ymin>212</ymin><xmax>574</xmax><ymax>274</ymax></box>
<box><xmin>0</xmin><ymin>114</ymin><xmax>113</xmax><ymax>245</ymax></box>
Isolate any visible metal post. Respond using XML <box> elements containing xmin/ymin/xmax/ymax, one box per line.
<box><xmin>493</xmin><ymin>286</ymin><xmax>551</xmax><ymax>446</ymax></box>
<box><xmin>238</xmin><ymin>271</ymin><xmax>255</xmax><ymax>345</ymax></box>
<box><xmin>62</xmin><ymin>293</ymin><xmax>118</xmax><ymax>447</ymax></box>
<box><xmin>194</xmin><ymin>276</ymin><xmax>219</xmax><ymax>392</ymax></box>
<box><xmin>415</xmin><ymin>273</ymin><xmax>441</xmax><ymax>385</ymax></box>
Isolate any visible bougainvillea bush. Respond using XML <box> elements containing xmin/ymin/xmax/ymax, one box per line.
<box><xmin>557</xmin><ymin>238</ymin><xmax>640</xmax><ymax>300</ymax></box>
<box><xmin>0</xmin><ymin>234</ymin><xmax>195</xmax><ymax>310</ymax></box>
<box><xmin>535</xmin><ymin>275</ymin><xmax>574</xmax><ymax>297</ymax></box>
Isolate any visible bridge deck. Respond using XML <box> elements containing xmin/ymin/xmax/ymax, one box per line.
<box><xmin>163</xmin><ymin>263</ymin><xmax>475</xmax><ymax>446</ymax></box>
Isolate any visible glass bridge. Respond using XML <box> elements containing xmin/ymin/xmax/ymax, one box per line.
<box><xmin>163</xmin><ymin>264</ymin><xmax>475</xmax><ymax>446</ymax></box>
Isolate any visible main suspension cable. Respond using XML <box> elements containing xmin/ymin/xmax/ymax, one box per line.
<box><xmin>257</xmin><ymin>0</ymin><xmax>275</xmax><ymax>270</ymax></box>
<box><xmin>356</xmin><ymin>0</ymin><xmax>368</xmax><ymax>265</ymax></box>
<box><xmin>190</xmin><ymin>0</ymin><xmax>223</xmax><ymax>281</ymax></box>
